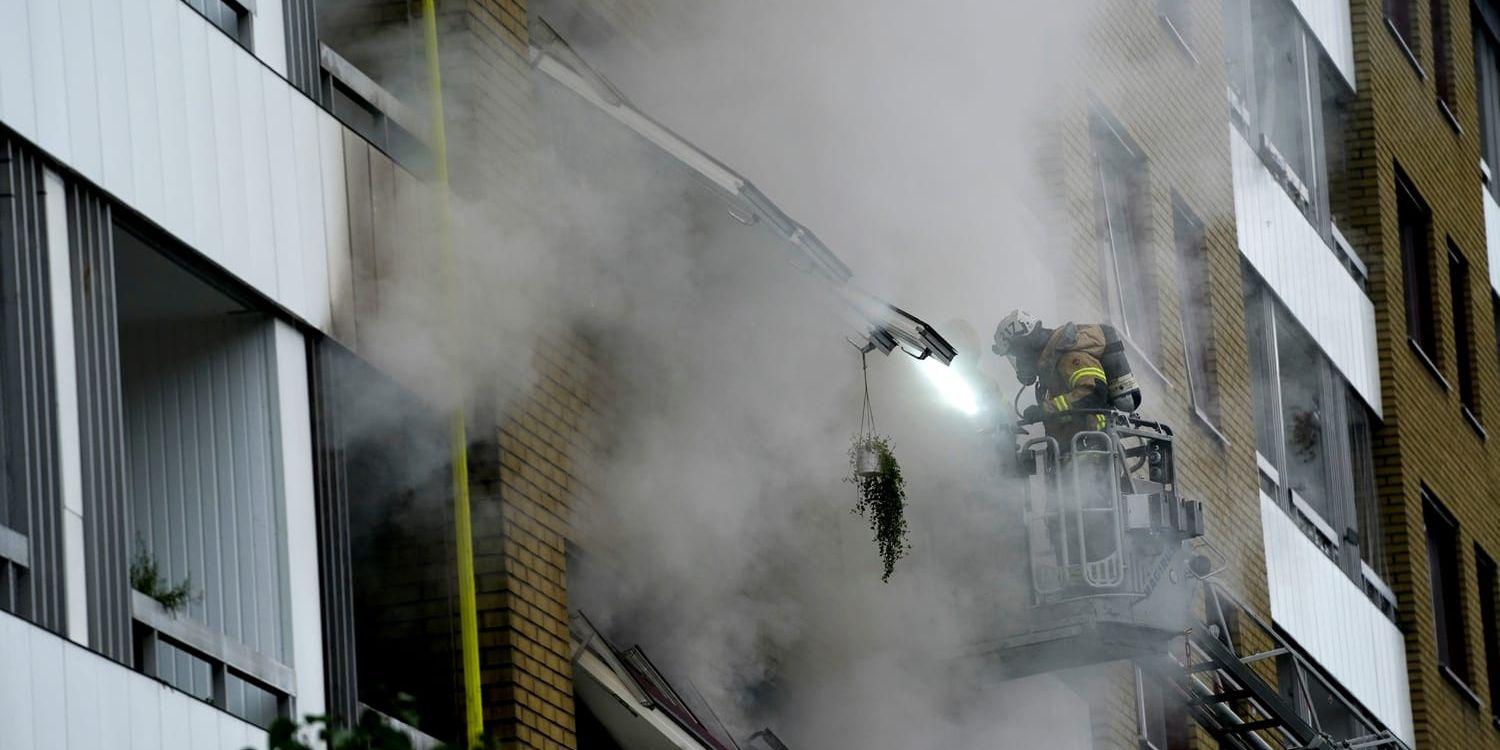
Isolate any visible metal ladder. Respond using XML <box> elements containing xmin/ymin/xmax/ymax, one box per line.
<box><xmin>1144</xmin><ymin>581</ymin><xmax>1408</xmax><ymax>750</ymax></box>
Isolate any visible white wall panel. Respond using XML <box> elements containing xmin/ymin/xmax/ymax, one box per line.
<box><xmin>26</xmin><ymin>0</ymin><xmax>69</xmax><ymax>159</ymax></box>
<box><xmin>1485</xmin><ymin>184</ymin><xmax>1500</xmax><ymax>296</ymax></box>
<box><xmin>1290</xmin><ymin>0</ymin><xmax>1355</xmax><ymax>88</ymax></box>
<box><xmin>1261</xmin><ymin>494</ymin><xmax>1414</xmax><ymax>745</ymax></box>
<box><xmin>0</xmin><ymin>0</ymin><xmax>37</xmax><ymax>137</ymax></box>
<box><xmin>1231</xmin><ymin>126</ymin><xmax>1383</xmax><ymax>415</ymax></box>
<box><xmin>1</xmin><ymin>609</ymin><xmax>269</xmax><ymax>750</ymax></box>
<box><xmin>59</xmin><ymin>0</ymin><xmax>103</xmax><ymax>182</ymax></box>
<box><xmin>272</xmin><ymin>320</ymin><xmax>329</xmax><ymax>723</ymax></box>
<box><xmin>91</xmin><ymin>0</ymin><xmax>133</xmax><ymax>203</ymax></box>
<box><xmin>0</xmin><ymin>0</ymin><xmax>409</xmax><ymax>340</ymax></box>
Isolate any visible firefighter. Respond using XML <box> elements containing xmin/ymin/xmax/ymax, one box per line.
<box><xmin>991</xmin><ymin>309</ymin><xmax>1116</xmax><ymax>447</ymax></box>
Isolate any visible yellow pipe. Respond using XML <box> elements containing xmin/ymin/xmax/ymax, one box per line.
<box><xmin>420</xmin><ymin>1</ymin><xmax>485</xmax><ymax>746</ymax></box>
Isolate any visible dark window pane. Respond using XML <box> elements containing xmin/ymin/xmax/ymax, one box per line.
<box><xmin>1425</xmin><ymin>495</ymin><xmax>1468</xmax><ymax>679</ymax></box>
<box><xmin>1276</xmin><ymin>308</ymin><xmax>1333</xmax><ymax>524</ymax></box>
<box><xmin>1434</xmin><ymin>0</ymin><xmax>1453</xmax><ymax>102</ymax></box>
<box><xmin>1244</xmin><ymin>277</ymin><xmax>1281</xmax><ymax>466</ymax></box>
<box><xmin>1478</xmin><ymin>550</ymin><xmax>1500</xmax><ymax>721</ymax></box>
<box><xmin>1398</xmin><ymin>175</ymin><xmax>1438</xmax><ymax>358</ymax></box>
<box><xmin>1450</xmin><ymin>247</ymin><xmax>1477</xmax><ymax>411</ymax></box>
<box><xmin>1475</xmin><ymin>13</ymin><xmax>1500</xmax><ymax>187</ymax></box>
<box><xmin>1386</xmin><ymin>0</ymin><xmax>1415</xmax><ymax>40</ymax></box>
<box><xmin>1252</xmin><ymin>0</ymin><xmax>1314</xmax><ymax>189</ymax></box>
<box><xmin>1348</xmin><ymin>392</ymin><xmax>1383</xmax><ymax>576</ymax></box>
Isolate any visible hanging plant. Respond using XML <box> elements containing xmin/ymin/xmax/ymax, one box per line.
<box><xmin>847</xmin><ymin>434</ymin><xmax>910</xmax><ymax>581</ymax></box>
<box><xmin>846</xmin><ymin>348</ymin><xmax>910</xmax><ymax>582</ymax></box>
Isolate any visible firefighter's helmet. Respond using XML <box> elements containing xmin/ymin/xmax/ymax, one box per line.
<box><xmin>992</xmin><ymin>309</ymin><xmax>1042</xmax><ymax>356</ymax></box>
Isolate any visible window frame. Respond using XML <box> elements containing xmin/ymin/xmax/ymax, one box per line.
<box><xmin>1244</xmin><ymin>270</ymin><xmax>1388</xmax><ymax>602</ymax></box>
<box><xmin>1136</xmin><ymin>664</ymin><xmax>1189</xmax><ymax>749</ymax></box>
<box><xmin>1476</xmin><ymin>547</ymin><xmax>1500</xmax><ymax>724</ymax></box>
<box><xmin>1448</xmin><ymin>242</ymin><xmax>1482</xmax><ymax>426</ymax></box>
<box><xmin>1475</xmin><ymin>1</ymin><xmax>1500</xmax><ymax>198</ymax></box>
<box><xmin>1398</xmin><ymin>170</ymin><xmax>1442</xmax><ymax>370</ymax></box>
<box><xmin>1092</xmin><ymin>111</ymin><xmax>1162</xmax><ymax>363</ymax></box>
<box><xmin>1222</xmin><ymin>0</ymin><xmax>1355</xmax><ymax>261</ymax></box>
<box><xmin>1173</xmin><ymin>197</ymin><xmax>1220</xmax><ymax>430</ymax></box>
<box><xmin>1424</xmin><ymin>490</ymin><xmax>1471</xmax><ymax>685</ymax></box>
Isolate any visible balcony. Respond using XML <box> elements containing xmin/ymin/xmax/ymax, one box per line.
<box><xmin>1260</xmin><ymin>493</ymin><xmax>1414</xmax><ymax>746</ymax></box>
<box><xmin>1231</xmin><ymin>125</ymin><xmax>1382</xmax><ymax>416</ymax></box>
<box><xmin>0</xmin><ymin>608</ymin><xmax>266</xmax><ymax>750</ymax></box>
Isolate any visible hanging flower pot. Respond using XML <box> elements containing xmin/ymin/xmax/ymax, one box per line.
<box><xmin>854</xmin><ymin>439</ymin><xmax>882</xmax><ymax>477</ymax></box>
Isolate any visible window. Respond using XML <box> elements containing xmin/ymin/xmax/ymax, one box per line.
<box><xmin>1434</xmin><ymin>0</ymin><xmax>1457</xmax><ymax>114</ymax></box>
<box><xmin>1244</xmin><ymin>270</ymin><xmax>1386</xmax><ymax>594</ymax></box>
<box><xmin>1425</xmin><ymin>492</ymin><xmax>1469</xmax><ymax>682</ymax></box>
<box><xmin>1137</xmin><ymin>666</ymin><xmax>1189</xmax><ymax>749</ymax></box>
<box><xmin>1093</xmin><ymin>115</ymin><xmax>1160</xmax><ymax>360</ymax></box>
<box><xmin>1477</xmin><ymin>549</ymin><xmax>1500</xmax><ymax>722</ymax></box>
<box><xmin>1387</xmin><ymin>0</ymin><xmax>1416</xmax><ymax>45</ymax></box>
<box><xmin>1450</xmin><ymin>244</ymin><xmax>1479</xmax><ymax>418</ymax></box>
<box><xmin>1223</xmin><ymin>0</ymin><xmax>1355</xmax><ymax>249</ymax></box>
<box><xmin>1398</xmin><ymin>172</ymin><xmax>1439</xmax><ymax>364</ymax></box>
<box><xmin>1475</xmin><ymin>1</ymin><xmax>1500</xmax><ymax>195</ymax></box>
<box><xmin>183</xmin><ymin>0</ymin><xmax>253</xmax><ymax>49</ymax></box>
<box><xmin>1174</xmin><ymin>199</ymin><xmax>1218</xmax><ymax>424</ymax></box>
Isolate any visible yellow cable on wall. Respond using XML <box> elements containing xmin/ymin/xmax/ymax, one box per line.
<box><xmin>420</xmin><ymin>1</ymin><xmax>486</xmax><ymax>745</ymax></box>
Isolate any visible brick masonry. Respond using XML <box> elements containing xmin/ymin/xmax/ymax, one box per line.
<box><xmin>1344</xmin><ymin>0</ymin><xmax>1500</xmax><ymax>747</ymax></box>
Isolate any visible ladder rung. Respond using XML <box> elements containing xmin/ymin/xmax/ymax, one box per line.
<box><xmin>1220</xmin><ymin>719</ymin><xmax>1283</xmax><ymax>735</ymax></box>
<box><xmin>1239</xmin><ymin>647</ymin><xmax>1288</xmax><ymax>665</ymax></box>
<box><xmin>1193</xmin><ymin>689</ymin><xmax>1252</xmax><ymax>705</ymax></box>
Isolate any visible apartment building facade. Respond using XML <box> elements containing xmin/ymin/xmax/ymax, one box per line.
<box><xmin>3</xmin><ymin>0</ymin><xmax>1500</xmax><ymax>749</ymax></box>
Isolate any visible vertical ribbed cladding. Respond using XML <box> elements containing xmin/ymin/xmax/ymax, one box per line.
<box><xmin>308</xmin><ymin>337</ymin><xmax>359</xmax><ymax>725</ymax></box>
<box><xmin>282</xmin><ymin>0</ymin><xmax>324</xmax><ymax>101</ymax></box>
<box><xmin>65</xmin><ymin>183</ymin><xmax>132</xmax><ymax>664</ymax></box>
<box><xmin>0</xmin><ymin>136</ymin><xmax>65</xmax><ymax>632</ymax></box>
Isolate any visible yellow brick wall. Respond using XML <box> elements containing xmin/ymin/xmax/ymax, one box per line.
<box><xmin>1345</xmin><ymin>0</ymin><xmax>1500</xmax><ymax>747</ymax></box>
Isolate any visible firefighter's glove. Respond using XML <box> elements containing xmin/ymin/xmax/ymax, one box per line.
<box><xmin>1021</xmin><ymin>405</ymin><xmax>1043</xmax><ymax>423</ymax></box>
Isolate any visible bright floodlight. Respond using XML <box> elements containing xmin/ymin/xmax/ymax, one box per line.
<box><xmin>920</xmin><ymin>358</ymin><xmax>980</xmax><ymax>416</ymax></box>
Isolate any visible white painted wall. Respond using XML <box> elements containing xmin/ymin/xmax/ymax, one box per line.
<box><xmin>1290</xmin><ymin>0</ymin><xmax>1355</xmax><ymax>88</ymax></box>
<box><xmin>0</xmin><ymin>0</ymin><xmax>353</xmax><ymax>333</ymax></box>
<box><xmin>1484</xmin><ymin>184</ymin><xmax>1500</xmax><ymax>297</ymax></box>
<box><xmin>1261</xmin><ymin>494</ymin><xmax>1414</xmax><ymax>746</ymax></box>
<box><xmin>1231</xmin><ymin>126</ymin><xmax>1383</xmax><ymax>415</ymax></box>
<box><xmin>0</xmin><ymin>608</ymin><xmax>269</xmax><ymax>750</ymax></box>
<box><xmin>270</xmin><ymin>320</ymin><xmax>328</xmax><ymax>722</ymax></box>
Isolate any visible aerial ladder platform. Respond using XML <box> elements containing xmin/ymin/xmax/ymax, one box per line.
<box><xmin>982</xmin><ymin>410</ymin><xmax>1408</xmax><ymax>750</ymax></box>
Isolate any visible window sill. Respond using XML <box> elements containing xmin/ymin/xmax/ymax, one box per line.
<box><xmin>1439</xmin><ymin>99</ymin><xmax>1463</xmax><ymax>135</ymax></box>
<box><xmin>1385</xmin><ymin>18</ymin><xmax>1427</xmax><ymax>81</ymax></box>
<box><xmin>1441</xmin><ymin>664</ymin><xmax>1484</xmax><ymax>709</ymax></box>
<box><xmin>1158</xmin><ymin>13</ymin><xmax>1199</xmax><ymax>66</ymax></box>
<box><xmin>1463</xmin><ymin>405</ymin><xmax>1487</xmax><ymax>439</ymax></box>
<box><xmin>1409</xmin><ymin>338</ymin><xmax>1451</xmax><ymax>392</ymax></box>
<box><xmin>1191</xmin><ymin>407</ymin><xmax>1231</xmax><ymax>448</ymax></box>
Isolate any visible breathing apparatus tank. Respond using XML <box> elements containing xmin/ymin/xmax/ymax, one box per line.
<box><xmin>1098</xmin><ymin>324</ymin><xmax>1141</xmax><ymax>412</ymax></box>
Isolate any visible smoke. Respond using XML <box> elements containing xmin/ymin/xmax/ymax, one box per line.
<box><xmin>335</xmin><ymin>0</ymin><xmax>1126</xmax><ymax>746</ymax></box>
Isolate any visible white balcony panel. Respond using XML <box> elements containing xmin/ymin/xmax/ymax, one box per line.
<box><xmin>1291</xmin><ymin>0</ymin><xmax>1354</xmax><ymax>88</ymax></box>
<box><xmin>0</xmin><ymin>609</ymin><xmax>267</xmax><ymax>750</ymax></box>
<box><xmin>1485</xmin><ymin>185</ymin><xmax>1500</xmax><ymax>296</ymax></box>
<box><xmin>1261</xmin><ymin>494</ymin><xmax>1414</xmax><ymax>746</ymax></box>
<box><xmin>0</xmin><ymin>0</ymin><xmax>385</xmax><ymax>338</ymax></box>
<box><xmin>1231</xmin><ymin>126</ymin><xmax>1382</xmax><ymax>415</ymax></box>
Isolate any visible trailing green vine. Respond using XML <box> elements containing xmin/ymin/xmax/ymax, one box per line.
<box><xmin>848</xmin><ymin>434</ymin><xmax>910</xmax><ymax>582</ymax></box>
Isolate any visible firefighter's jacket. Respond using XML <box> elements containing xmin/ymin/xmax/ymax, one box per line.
<box><xmin>1036</xmin><ymin>323</ymin><xmax>1110</xmax><ymax>444</ymax></box>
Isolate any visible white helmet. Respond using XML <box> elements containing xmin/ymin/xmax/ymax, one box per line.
<box><xmin>992</xmin><ymin>309</ymin><xmax>1042</xmax><ymax>356</ymax></box>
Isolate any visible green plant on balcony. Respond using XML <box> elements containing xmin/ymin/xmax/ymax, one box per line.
<box><xmin>129</xmin><ymin>543</ymin><xmax>194</xmax><ymax>615</ymax></box>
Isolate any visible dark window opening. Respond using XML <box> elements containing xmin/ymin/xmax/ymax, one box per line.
<box><xmin>1387</xmin><ymin>0</ymin><xmax>1416</xmax><ymax>44</ymax></box>
<box><xmin>1174</xmin><ymin>199</ymin><xmax>1218</xmax><ymax>424</ymax></box>
<box><xmin>1434</xmin><ymin>0</ymin><xmax>1456</xmax><ymax>108</ymax></box>
<box><xmin>1348</xmin><ymin>392</ymin><xmax>1383</xmax><ymax>577</ymax></box>
<box><xmin>1477</xmin><ymin>549</ymin><xmax>1500</xmax><ymax>722</ymax></box>
<box><xmin>1475</xmin><ymin>3</ymin><xmax>1500</xmax><ymax>197</ymax></box>
<box><xmin>1450</xmin><ymin>245</ymin><xmax>1479</xmax><ymax>416</ymax></box>
<box><xmin>1425</xmin><ymin>493</ymin><xmax>1469</xmax><ymax>681</ymax></box>
<box><xmin>1398</xmin><ymin>172</ymin><xmax>1439</xmax><ymax>362</ymax></box>
<box><xmin>183</xmin><ymin>0</ymin><xmax>253</xmax><ymax>50</ymax></box>
<box><xmin>1093</xmin><ymin>115</ymin><xmax>1160</xmax><ymax>361</ymax></box>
